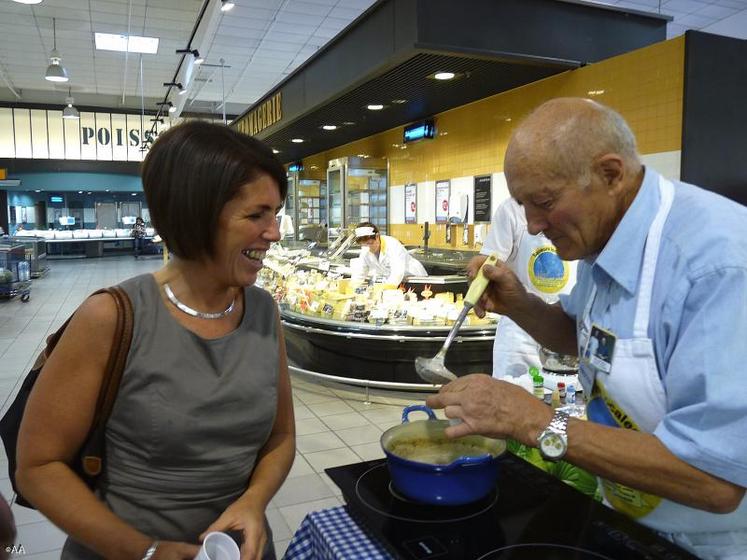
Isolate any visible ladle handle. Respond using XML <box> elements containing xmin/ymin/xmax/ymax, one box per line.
<box><xmin>438</xmin><ymin>305</ymin><xmax>470</xmax><ymax>357</ymax></box>
<box><xmin>464</xmin><ymin>253</ymin><xmax>499</xmax><ymax>307</ymax></box>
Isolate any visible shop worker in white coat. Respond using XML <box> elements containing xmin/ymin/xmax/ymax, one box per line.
<box><xmin>468</xmin><ymin>197</ymin><xmax>576</xmax><ymax>377</ymax></box>
<box><xmin>351</xmin><ymin>222</ymin><xmax>427</xmax><ymax>286</ymax></box>
<box><xmin>427</xmin><ymin>98</ymin><xmax>747</xmax><ymax>560</ymax></box>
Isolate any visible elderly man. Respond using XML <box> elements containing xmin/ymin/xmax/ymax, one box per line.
<box><xmin>427</xmin><ymin>98</ymin><xmax>747</xmax><ymax>559</ymax></box>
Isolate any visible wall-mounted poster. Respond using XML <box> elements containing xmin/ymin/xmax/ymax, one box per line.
<box><xmin>404</xmin><ymin>183</ymin><xmax>417</xmax><ymax>224</ymax></box>
<box><xmin>474</xmin><ymin>175</ymin><xmax>492</xmax><ymax>222</ymax></box>
<box><xmin>435</xmin><ymin>179</ymin><xmax>450</xmax><ymax>223</ymax></box>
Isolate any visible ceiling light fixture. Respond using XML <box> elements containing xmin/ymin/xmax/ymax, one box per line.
<box><xmin>95</xmin><ymin>33</ymin><xmax>159</xmax><ymax>54</ymax></box>
<box><xmin>366</xmin><ymin>104</ymin><xmax>384</xmax><ymax>111</ymax></box>
<box><xmin>272</xmin><ymin>149</ymin><xmax>280</xmax><ymax>154</ymax></box>
<box><xmin>434</xmin><ymin>72</ymin><xmax>456</xmax><ymax>80</ymax></box>
<box><xmin>62</xmin><ymin>88</ymin><xmax>80</xmax><ymax>120</ymax></box>
<box><xmin>176</xmin><ymin>48</ymin><xmax>203</xmax><ymax>64</ymax></box>
<box><xmin>12</xmin><ymin>0</ymin><xmax>43</xmax><ymax>4</ymax></box>
<box><xmin>150</xmin><ymin>117</ymin><xmax>164</xmax><ymax>123</ymax></box>
<box><xmin>291</xmin><ymin>138</ymin><xmax>304</xmax><ymax>143</ymax></box>
<box><xmin>168</xmin><ymin>105</ymin><xmax>177</xmax><ymax>113</ymax></box>
<box><xmin>45</xmin><ymin>18</ymin><xmax>69</xmax><ymax>82</ymax></box>
<box><xmin>391</xmin><ymin>99</ymin><xmax>408</xmax><ymax>104</ymax></box>
<box><xmin>163</xmin><ymin>81</ymin><xmax>183</xmax><ymax>92</ymax></box>
<box><xmin>322</xmin><ymin>125</ymin><xmax>337</xmax><ymax>130</ymax></box>
<box><xmin>221</xmin><ymin>0</ymin><xmax>235</xmax><ymax>12</ymax></box>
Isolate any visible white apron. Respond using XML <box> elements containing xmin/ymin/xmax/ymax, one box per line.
<box><xmin>493</xmin><ymin>234</ymin><xmax>572</xmax><ymax>377</ymax></box>
<box><xmin>577</xmin><ymin>176</ymin><xmax>747</xmax><ymax>559</ymax></box>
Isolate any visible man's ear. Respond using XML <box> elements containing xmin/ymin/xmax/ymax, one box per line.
<box><xmin>595</xmin><ymin>154</ymin><xmax>625</xmax><ymax>193</ymax></box>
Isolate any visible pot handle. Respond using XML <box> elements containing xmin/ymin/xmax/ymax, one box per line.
<box><xmin>401</xmin><ymin>404</ymin><xmax>437</xmax><ymax>423</ymax></box>
<box><xmin>443</xmin><ymin>454</ymin><xmax>494</xmax><ymax>470</ymax></box>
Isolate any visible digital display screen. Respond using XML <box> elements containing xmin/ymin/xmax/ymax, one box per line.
<box><xmin>288</xmin><ymin>162</ymin><xmax>303</xmax><ymax>173</ymax></box>
<box><xmin>49</xmin><ymin>195</ymin><xmax>64</xmax><ymax>203</ymax></box>
<box><xmin>403</xmin><ymin>120</ymin><xmax>436</xmax><ymax>143</ymax></box>
<box><xmin>58</xmin><ymin>216</ymin><xmax>75</xmax><ymax>225</ymax></box>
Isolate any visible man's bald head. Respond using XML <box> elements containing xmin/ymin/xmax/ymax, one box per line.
<box><xmin>505</xmin><ymin>98</ymin><xmax>641</xmax><ymax>188</ymax></box>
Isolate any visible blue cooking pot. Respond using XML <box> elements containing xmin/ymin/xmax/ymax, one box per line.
<box><xmin>380</xmin><ymin>405</ymin><xmax>506</xmax><ymax>505</ymax></box>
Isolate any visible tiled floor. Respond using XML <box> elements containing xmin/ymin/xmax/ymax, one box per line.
<box><xmin>0</xmin><ymin>256</ymin><xmax>435</xmax><ymax>558</ymax></box>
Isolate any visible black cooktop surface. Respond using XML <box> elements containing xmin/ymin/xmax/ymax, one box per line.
<box><xmin>326</xmin><ymin>455</ymin><xmax>697</xmax><ymax>560</ymax></box>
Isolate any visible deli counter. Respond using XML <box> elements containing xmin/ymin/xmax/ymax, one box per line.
<box><xmin>260</xmin><ymin>246</ymin><xmax>497</xmax><ymax>385</ymax></box>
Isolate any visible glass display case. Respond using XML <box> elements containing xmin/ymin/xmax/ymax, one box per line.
<box><xmin>259</xmin><ymin>250</ymin><xmax>496</xmax><ymax>384</ymax></box>
<box><xmin>327</xmin><ymin>157</ymin><xmax>387</xmax><ymax>242</ymax></box>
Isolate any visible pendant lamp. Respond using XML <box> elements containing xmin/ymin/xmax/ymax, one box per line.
<box><xmin>62</xmin><ymin>88</ymin><xmax>79</xmax><ymax>120</ymax></box>
<box><xmin>45</xmin><ymin>18</ymin><xmax>69</xmax><ymax>83</ymax></box>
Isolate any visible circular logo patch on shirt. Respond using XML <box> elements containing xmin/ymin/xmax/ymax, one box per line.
<box><xmin>528</xmin><ymin>246</ymin><xmax>569</xmax><ymax>293</ymax></box>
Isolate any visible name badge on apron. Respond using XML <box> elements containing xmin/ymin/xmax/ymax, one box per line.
<box><xmin>582</xmin><ymin>324</ymin><xmax>617</xmax><ymax>374</ymax></box>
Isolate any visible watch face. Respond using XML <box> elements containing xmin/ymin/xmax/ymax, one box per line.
<box><xmin>540</xmin><ymin>432</ymin><xmax>566</xmax><ymax>459</ymax></box>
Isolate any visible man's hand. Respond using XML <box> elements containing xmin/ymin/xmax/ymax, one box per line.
<box><xmin>425</xmin><ymin>374</ymin><xmax>553</xmax><ymax>447</ymax></box>
<box><xmin>465</xmin><ymin>255</ymin><xmax>488</xmax><ymax>280</ymax></box>
<box><xmin>472</xmin><ymin>262</ymin><xmax>528</xmax><ymax>318</ymax></box>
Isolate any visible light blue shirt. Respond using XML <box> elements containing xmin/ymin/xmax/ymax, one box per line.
<box><xmin>561</xmin><ymin>167</ymin><xmax>747</xmax><ymax>488</ymax></box>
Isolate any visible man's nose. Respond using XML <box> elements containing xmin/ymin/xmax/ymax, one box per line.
<box><xmin>525</xmin><ymin>208</ymin><xmax>547</xmax><ymax>235</ymax></box>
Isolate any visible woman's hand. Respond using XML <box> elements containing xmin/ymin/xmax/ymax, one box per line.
<box><xmin>151</xmin><ymin>541</ymin><xmax>201</xmax><ymax>559</ymax></box>
<box><xmin>201</xmin><ymin>502</ymin><xmax>267</xmax><ymax>560</ymax></box>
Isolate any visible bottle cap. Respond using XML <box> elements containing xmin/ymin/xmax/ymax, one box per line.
<box><xmin>557</xmin><ymin>382</ymin><xmax>565</xmax><ymax>389</ymax></box>
<box><xmin>529</xmin><ymin>366</ymin><xmax>539</xmax><ymax>377</ymax></box>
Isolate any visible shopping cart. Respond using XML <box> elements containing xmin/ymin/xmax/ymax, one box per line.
<box><xmin>0</xmin><ymin>242</ymin><xmax>31</xmax><ymax>303</ymax></box>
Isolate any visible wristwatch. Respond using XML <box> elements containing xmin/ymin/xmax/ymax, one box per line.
<box><xmin>537</xmin><ymin>409</ymin><xmax>570</xmax><ymax>461</ymax></box>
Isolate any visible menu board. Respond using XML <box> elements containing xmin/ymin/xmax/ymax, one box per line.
<box><xmin>435</xmin><ymin>180</ymin><xmax>450</xmax><ymax>223</ymax></box>
<box><xmin>405</xmin><ymin>183</ymin><xmax>417</xmax><ymax>224</ymax></box>
<box><xmin>474</xmin><ymin>175</ymin><xmax>492</xmax><ymax>223</ymax></box>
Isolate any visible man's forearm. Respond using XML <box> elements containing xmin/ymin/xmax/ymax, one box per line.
<box><xmin>510</xmin><ymin>296</ymin><xmax>578</xmax><ymax>355</ymax></box>
<box><xmin>565</xmin><ymin>420</ymin><xmax>745</xmax><ymax>513</ymax></box>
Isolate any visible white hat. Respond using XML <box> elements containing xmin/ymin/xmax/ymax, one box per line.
<box><xmin>355</xmin><ymin>226</ymin><xmax>375</xmax><ymax>238</ymax></box>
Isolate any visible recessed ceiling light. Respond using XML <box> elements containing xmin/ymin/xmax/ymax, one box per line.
<box><xmin>392</xmin><ymin>99</ymin><xmax>407</xmax><ymax>104</ymax></box>
<box><xmin>272</xmin><ymin>149</ymin><xmax>280</xmax><ymax>154</ymax></box>
<box><xmin>95</xmin><ymin>33</ymin><xmax>159</xmax><ymax>54</ymax></box>
<box><xmin>131</xmin><ymin>193</ymin><xmax>137</xmax><ymax>196</ymax></box>
<box><xmin>291</xmin><ymin>138</ymin><xmax>304</xmax><ymax>143</ymax></box>
<box><xmin>367</xmin><ymin>104</ymin><xmax>384</xmax><ymax>111</ymax></box>
<box><xmin>434</xmin><ymin>72</ymin><xmax>456</xmax><ymax>80</ymax></box>
<box><xmin>78</xmin><ymin>190</ymin><xmax>83</xmax><ymax>194</ymax></box>
<box><xmin>87</xmin><ymin>191</ymin><xmax>92</xmax><ymax>194</ymax></box>
<box><xmin>12</xmin><ymin>0</ymin><xmax>43</xmax><ymax>4</ymax></box>
<box><xmin>322</xmin><ymin>125</ymin><xmax>337</xmax><ymax>130</ymax></box>
<box><xmin>34</xmin><ymin>189</ymin><xmax>41</xmax><ymax>193</ymax></box>
<box><xmin>105</xmin><ymin>189</ymin><xmax>110</xmax><ymax>192</ymax></box>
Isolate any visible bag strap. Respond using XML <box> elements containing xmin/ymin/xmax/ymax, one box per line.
<box><xmin>88</xmin><ymin>286</ymin><xmax>134</xmax><ymax>433</ymax></box>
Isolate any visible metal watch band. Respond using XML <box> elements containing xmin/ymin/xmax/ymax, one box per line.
<box><xmin>548</xmin><ymin>409</ymin><xmax>570</xmax><ymax>435</ymax></box>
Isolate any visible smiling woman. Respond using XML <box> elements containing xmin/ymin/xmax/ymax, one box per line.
<box><xmin>16</xmin><ymin>121</ymin><xmax>296</xmax><ymax>560</ymax></box>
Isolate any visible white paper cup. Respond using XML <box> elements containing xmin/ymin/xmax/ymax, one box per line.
<box><xmin>195</xmin><ymin>531</ymin><xmax>241</xmax><ymax>560</ymax></box>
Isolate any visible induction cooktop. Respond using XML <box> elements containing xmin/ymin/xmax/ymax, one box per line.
<box><xmin>326</xmin><ymin>455</ymin><xmax>697</xmax><ymax>560</ymax></box>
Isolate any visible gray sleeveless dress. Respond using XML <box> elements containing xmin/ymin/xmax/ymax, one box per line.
<box><xmin>62</xmin><ymin>274</ymin><xmax>279</xmax><ymax>559</ymax></box>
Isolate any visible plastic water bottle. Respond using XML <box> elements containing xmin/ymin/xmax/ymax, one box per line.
<box><xmin>566</xmin><ymin>384</ymin><xmax>576</xmax><ymax>405</ymax></box>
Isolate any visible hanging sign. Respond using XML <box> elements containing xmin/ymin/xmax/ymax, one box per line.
<box><xmin>405</xmin><ymin>183</ymin><xmax>417</xmax><ymax>224</ymax></box>
<box><xmin>435</xmin><ymin>179</ymin><xmax>450</xmax><ymax>223</ymax></box>
<box><xmin>474</xmin><ymin>175</ymin><xmax>492</xmax><ymax>223</ymax></box>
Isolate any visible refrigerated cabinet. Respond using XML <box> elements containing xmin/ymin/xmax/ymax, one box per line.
<box><xmin>327</xmin><ymin>157</ymin><xmax>387</xmax><ymax>242</ymax></box>
<box><xmin>286</xmin><ymin>173</ymin><xmax>327</xmax><ymax>242</ymax></box>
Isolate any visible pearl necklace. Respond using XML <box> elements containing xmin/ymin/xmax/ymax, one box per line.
<box><xmin>164</xmin><ymin>283</ymin><xmax>235</xmax><ymax>320</ymax></box>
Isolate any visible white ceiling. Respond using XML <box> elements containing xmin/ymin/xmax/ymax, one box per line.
<box><xmin>0</xmin><ymin>0</ymin><xmax>745</xmax><ymax>118</ymax></box>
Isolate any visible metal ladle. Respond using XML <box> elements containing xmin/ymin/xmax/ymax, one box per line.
<box><xmin>415</xmin><ymin>254</ymin><xmax>498</xmax><ymax>384</ymax></box>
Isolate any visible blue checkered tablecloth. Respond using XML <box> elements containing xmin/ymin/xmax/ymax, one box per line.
<box><xmin>283</xmin><ymin>505</ymin><xmax>393</xmax><ymax>559</ymax></box>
